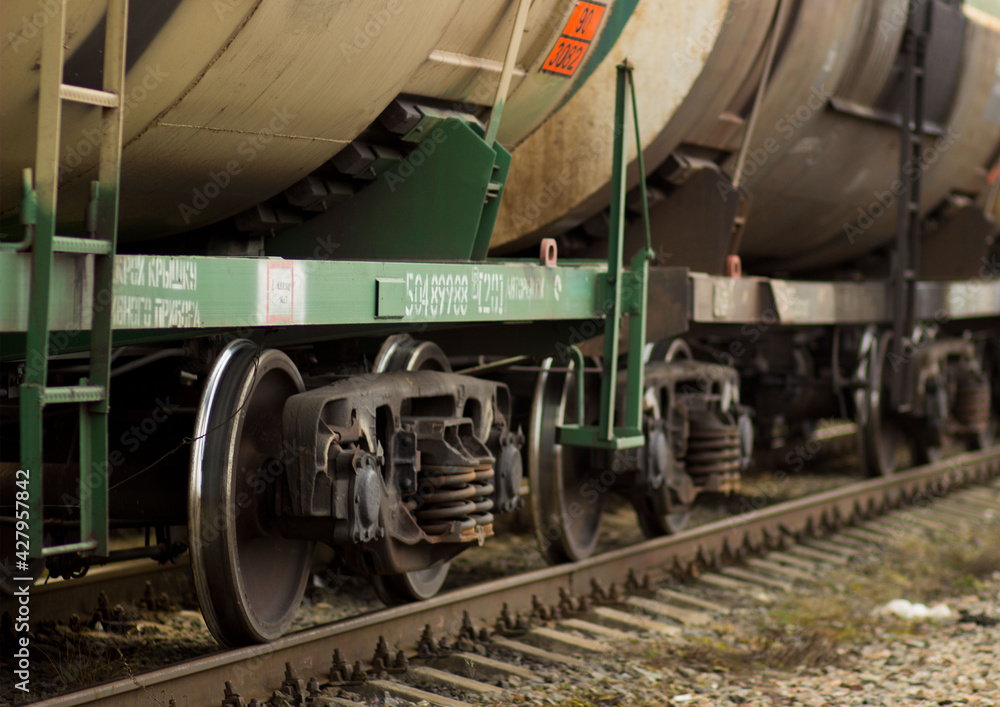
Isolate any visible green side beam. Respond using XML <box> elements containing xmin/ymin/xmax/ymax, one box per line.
<box><xmin>0</xmin><ymin>254</ymin><xmax>609</xmax><ymax>335</ymax></box>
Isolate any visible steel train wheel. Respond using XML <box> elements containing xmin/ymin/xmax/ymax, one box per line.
<box><xmin>855</xmin><ymin>331</ymin><xmax>903</xmax><ymax>477</ymax></box>
<box><xmin>369</xmin><ymin>335</ymin><xmax>451</xmax><ymax>603</ymax></box>
<box><xmin>633</xmin><ymin>340</ymin><xmax>695</xmax><ymax>537</ymax></box>
<box><xmin>189</xmin><ymin>340</ymin><xmax>314</xmax><ymax>645</ymax></box>
<box><xmin>528</xmin><ymin>358</ymin><xmax>605</xmax><ymax>563</ymax></box>
<box><xmin>632</xmin><ymin>420</ymin><xmax>692</xmax><ymax>537</ymax></box>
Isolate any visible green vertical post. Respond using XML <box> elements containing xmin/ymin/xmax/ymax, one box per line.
<box><xmin>78</xmin><ymin>395</ymin><xmax>95</xmax><ymax>547</ymax></box>
<box><xmin>597</xmin><ymin>62</ymin><xmax>631</xmax><ymax>442</ymax></box>
<box><xmin>83</xmin><ymin>0</ymin><xmax>129</xmax><ymax>556</ymax></box>
<box><xmin>20</xmin><ymin>1</ymin><xmax>68</xmax><ymax>557</ymax></box>
<box><xmin>622</xmin><ymin>67</ymin><xmax>654</xmax><ymax>433</ymax></box>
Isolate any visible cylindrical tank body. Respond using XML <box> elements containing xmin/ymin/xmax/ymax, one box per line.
<box><xmin>5</xmin><ymin>1</ymin><xmax>998</xmax><ymax>273</ymax></box>
<box><xmin>490</xmin><ymin>0</ymin><xmax>782</xmax><ymax>251</ymax></box>
<box><xmin>732</xmin><ymin>1</ymin><xmax>1000</xmax><ymax>272</ymax></box>
<box><xmin>0</xmin><ymin>0</ymin><xmax>618</xmax><ymax>242</ymax></box>
<box><xmin>491</xmin><ymin>0</ymin><xmax>1000</xmax><ymax>274</ymax></box>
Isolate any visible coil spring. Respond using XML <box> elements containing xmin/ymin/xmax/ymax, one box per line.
<box><xmin>954</xmin><ymin>370</ymin><xmax>991</xmax><ymax>431</ymax></box>
<box><xmin>408</xmin><ymin>463</ymin><xmax>494</xmax><ymax>535</ymax></box>
<box><xmin>684</xmin><ymin>420</ymin><xmax>741</xmax><ymax>476</ymax></box>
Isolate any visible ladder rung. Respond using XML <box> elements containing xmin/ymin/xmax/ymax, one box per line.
<box><xmin>59</xmin><ymin>84</ymin><xmax>118</xmax><ymax>108</ymax></box>
<box><xmin>41</xmin><ymin>540</ymin><xmax>99</xmax><ymax>557</ymax></box>
<box><xmin>40</xmin><ymin>386</ymin><xmax>106</xmax><ymax>405</ymax></box>
<box><xmin>52</xmin><ymin>236</ymin><xmax>113</xmax><ymax>255</ymax></box>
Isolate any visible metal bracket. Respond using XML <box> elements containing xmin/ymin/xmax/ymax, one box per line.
<box><xmin>557</xmin><ymin>61</ymin><xmax>654</xmax><ymax>451</ymax></box>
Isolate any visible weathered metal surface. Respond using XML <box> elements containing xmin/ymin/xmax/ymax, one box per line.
<box><xmin>494</xmin><ymin>0</ymin><xmax>1000</xmax><ymax>276</ymax></box>
<box><xmin>490</xmin><ymin>0</ymin><xmax>739</xmax><ymax>252</ymax></box>
<box><xmin>914</xmin><ymin>278</ymin><xmax>1000</xmax><ymax>320</ymax></box>
<box><xmin>5</xmin><ymin>251</ymin><xmax>999</xmax><ymax>341</ymax></box>
<box><xmin>265</xmin><ymin>120</ymin><xmax>510</xmax><ymax>262</ymax></box>
<box><xmin>766</xmin><ymin>3</ymin><xmax>1000</xmax><ymax>273</ymax></box>
<box><xmin>689</xmin><ymin>275</ymin><xmax>891</xmax><ymax>325</ymax></box>
<box><xmin>1</xmin><ymin>0</ymin><xmax>613</xmax><ymax>241</ymax></box>
<box><xmin>689</xmin><ymin>274</ymin><xmax>1000</xmax><ymax>326</ymax></box>
<box><xmin>32</xmin><ymin>446</ymin><xmax>1000</xmax><ymax>706</ymax></box>
<box><xmin>0</xmin><ymin>254</ymin><xmax>606</xmax><ymax>336</ymax></box>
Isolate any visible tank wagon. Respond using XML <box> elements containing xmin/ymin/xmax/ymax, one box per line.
<box><xmin>1</xmin><ymin>0</ymin><xmax>999</xmax><ymax>647</ymax></box>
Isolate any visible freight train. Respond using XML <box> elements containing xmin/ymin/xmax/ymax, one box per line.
<box><xmin>2</xmin><ymin>0</ymin><xmax>999</xmax><ymax>646</ymax></box>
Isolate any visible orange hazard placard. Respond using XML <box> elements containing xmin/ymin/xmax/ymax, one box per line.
<box><xmin>563</xmin><ymin>0</ymin><xmax>606</xmax><ymax>42</ymax></box>
<box><xmin>541</xmin><ymin>0</ymin><xmax>606</xmax><ymax>78</ymax></box>
<box><xmin>541</xmin><ymin>37</ymin><xmax>591</xmax><ymax>76</ymax></box>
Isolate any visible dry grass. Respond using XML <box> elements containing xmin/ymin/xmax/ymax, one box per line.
<box><xmin>635</xmin><ymin>511</ymin><xmax>1000</xmax><ymax>679</ymax></box>
<box><xmin>641</xmin><ymin>621</ymin><xmax>847</xmax><ymax>677</ymax></box>
<box><xmin>846</xmin><ymin>522</ymin><xmax>1000</xmax><ymax>604</ymax></box>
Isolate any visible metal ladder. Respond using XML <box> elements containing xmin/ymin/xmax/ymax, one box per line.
<box><xmin>18</xmin><ymin>0</ymin><xmax>129</xmax><ymax>560</ymax></box>
<box><xmin>889</xmin><ymin>0</ymin><xmax>931</xmax><ymax>411</ymax></box>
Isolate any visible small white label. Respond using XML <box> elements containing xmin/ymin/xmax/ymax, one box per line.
<box><xmin>266</xmin><ymin>262</ymin><xmax>294</xmax><ymax>323</ymax></box>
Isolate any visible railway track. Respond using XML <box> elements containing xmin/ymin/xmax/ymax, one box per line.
<box><xmin>0</xmin><ymin>560</ymin><xmax>193</xmax><ymax>631</ymax></box>
<box><xmin>5</xmin><ymin>423</ymin><xmax>861</xmax><ymax>631</ymax></box>
<box><xmin>24</xmin><ymin>444</ymin><xmax>999</xmax><ymax>707</ymax></box>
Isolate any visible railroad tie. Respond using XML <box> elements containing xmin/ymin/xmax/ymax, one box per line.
<box><xmin>860</xmin><ymin>519</ymin><xmax>922</xmax><ymax>538</ymax></box>
<box><xmin>695</xmin><ymin>572</ymin><xmax>773</xmax><ymax>597</ymax></box>
<box><xmin>654</xmin><ymin>588</ymin><xmax>732</xmax><ymax>615</ymax></box>
<box><xmin>744</xmin><ymin>557</ymin><xmax>817</xmax><ymax>583</ymax></box>
<box><xmin>720</xmin><ymin>567</ymin><xmax>792</xmax><ymax>592</ymax></box>
<box><xmin>364</xmin><ymin>679</ymin><xmax>472</xmax><ymax>707</ymax></box>
<box><xmin>523</xmin><ymin>625</ymin><xmax>613</xmax><ymax>654</ymax></box>
<box><xmin>586</xmin><ymin>606</ymin><xmax>682</xmax><ymax>636</ymax></box>
<box><xmin>490</xmin><ymin>635</ymin><xmax>587</xmax><ymax>668</ymax></box>
<box><xmin>817</xmin><ymin>534</ymin><xmax>868</xmax><ymax>551</ymax></box>
<box><xmin>837</xmin><ymin>527</ymin><xmax>897</xmax><ymax>544</ymax></box>
<box><xmin>789</xmin><ymin>543</ymin><xmax>851</xmax><ymax>564</ymax></box>
<box><xmin>920</xmin><ymin>506</ymin><xmax>981</xmax><ymax>524</ymax></box>
<box><xmin>801</xmin><ymin>538</ymin><xmax>862</xmax><ymax>556</ymax></box>
<box><xmin>442</xmin><ymin>652</ymin><xmax>540</xmax><ymax>682</ymax></box>
<box><xmin>965</xmin><ymin>489</ymin><xmax>1000</xmax><ymax>506</ymax></box>
<box><xmin>408</xmin><ymin>665</ymin><xmax>505</xmax><ymax>696</ymax></box>
<box><xmin>937</xmin><ymin>497</ymin><xmax>1000</xmax><ymax>516</ymax></box>
<box><xmin>326</xmin><ymin>698</ymin><xmax>366</xmax><ymax>707</ymax></box>
<box><xmin>624</xmin><ymin>596</ymin><xmax>713</xmax><ymax>626</ymax></box>
<box><xmin>764</xmin><ymin>550</ymin><xmax>824</xmax><ymax>571</ymax></box>
<box><xmin>557</xmin><ymin>617</ymin><xmax>639</xmax><ymax>642</ymax></box>
<box><xmin>900</xmin><ymin>513</ymin><xmax>953</xmax><ymax>532</ymax></box>
<box><xmin>955</xmin><ymin>498</ymin><xmax>1000</xmax><ymax>513</ymax></box>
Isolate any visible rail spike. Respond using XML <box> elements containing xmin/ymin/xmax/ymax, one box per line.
<box><xmin>372</xmin><ymin>636</ymin><xmax>392</xmax><ymax>672</ymax></box>
<box><xmin>329</xmin><ymin>648</ymin><xmax>350</xmax><ymax>683</ymax></box>
<box><xmin>221</xmin><ymin>681</ymin><xmax>245</xmax><ymax>707</ymax></box>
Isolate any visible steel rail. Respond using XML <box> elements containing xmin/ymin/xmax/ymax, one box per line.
<box><xmin>33</xmin><ymin>445</ymin><xmax>1000</xmax><ymax>706</ymax></box>
<box><xmin>4</xmin><ymin>426</ymin><xmax>859</xmax><ymax>626</ymax></box>
<box><xmin>0</xmin><ymin>558</ymin><xmax>191</xmax><ymax>626</ymax></box>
